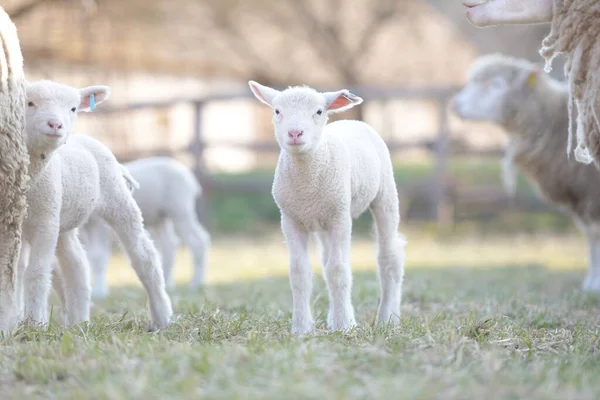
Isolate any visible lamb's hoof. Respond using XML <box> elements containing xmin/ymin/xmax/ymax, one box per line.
<box><xmin>582</xmin><ymin>275</ymin><xmax>600</xmax><ymax>293</ymax></box>
<box><xmin>291</xmin><ymin>320</ymin><xmax>315</xmax><ymax>336</ymax></box>
<box><xmin>327</xmin><ymin>317</ymin><xmax>357</xmax><ymax>333</ymax></box>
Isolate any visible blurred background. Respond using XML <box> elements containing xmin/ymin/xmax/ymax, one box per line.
<box><xmin>6</xmin><ymin>0</ymin><xmax>575</xmax><ymax>242</ymax></box>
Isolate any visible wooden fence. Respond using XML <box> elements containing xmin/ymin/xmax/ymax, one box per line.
<box><xmin>91</xmin><ymin>85</ymin><xmax>554</xmax><ymax>230</ymax></box>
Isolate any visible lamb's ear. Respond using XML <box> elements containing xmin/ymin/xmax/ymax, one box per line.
<box><xmin>248</xmin><ymin>80</ymin><xmax>280</xmax><ymax>107</ymax></box>
<box><xmin>79</xmin><ymin>85</ymin><xmax>110</xmax><ymax>112</ymax></box>
<box><xmin>323</xmin><ymin>90</ymin><xmax>363</xmax><ymax>114</ymax></box>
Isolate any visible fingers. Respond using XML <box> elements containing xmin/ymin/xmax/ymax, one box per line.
<box><xmin>464</xmin><ymin>0</ymin><xmax>553</xmax><ymax>27</ymax></box>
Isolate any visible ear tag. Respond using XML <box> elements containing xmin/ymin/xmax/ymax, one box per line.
<box><xmin>527</xmin><ymin>72</ymin><xmax>537</xmax><ymax>87</ymax></box>
<box><xmin>89</xmin><ymin>93</ymin><xmax>96</xmax><ymax>111</ymax></box>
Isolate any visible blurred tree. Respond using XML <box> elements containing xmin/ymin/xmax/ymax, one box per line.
<box><xmin>199</xmin><ymin>0</ymin><xmax>415</xmax><ymax>119</ymax></box>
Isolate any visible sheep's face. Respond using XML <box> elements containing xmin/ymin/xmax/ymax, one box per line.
<box><xmin>451</xmin><ymin>55</ymin><xmax>538</xmax><ymax>126</ymax></box>
<box><xmin>25</xmin><ymin>80</ymin><xmax>110</xmax><ymax>152</ymax></box>
<box><xmin>248</xmin><ymin>81</ymin><xmax>363</xmax><ymax>154</ymax></box>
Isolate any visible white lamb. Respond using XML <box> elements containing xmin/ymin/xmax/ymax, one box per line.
<box><xmin>17</xmin><ymin>80</ymin><xmax>172</xmax><ymax>331</ymax></box>
<box><xmin>80</xmin><ymin>156</ymin><xmax>211</xmax><ymax>297</ymax></box>
<box><xmin>248</xmin><ymin>81</ymin><xmax>406</xmax><ymax>335</ymax></box>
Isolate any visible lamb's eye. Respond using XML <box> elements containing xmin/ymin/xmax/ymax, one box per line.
<box><xmin>316</xmin><ymin>109</ymin><xmax>323</xmax><ymax>115</ymax></box>
<box><xmin>71</xmin><ymin>107</ymin><xmax>77</xmax><ymax>112</ymax></box>
<box><xmin>27</xmin><ymin>101</ymin><xmax>35</xmax><ymax>107</ymax></box>
<box><xmin>275</xmin><ymin>109</ymin><xmax>280</xmax><ymax>115</ymax></box>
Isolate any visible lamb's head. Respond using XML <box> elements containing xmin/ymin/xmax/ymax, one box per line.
<box><xmin>248</xmin><ymin>81</ymin><xmax>363</xmax><ymax>153</ymax></box>
<box><xmin>25</xmin><ymin>80</ymin><xmax>109</xmax><ymax>151</ymax></box>
<box><xmin>450</xmin><ymin>54</ymin><xmax>542</xmax><ymax>125</ymax></box>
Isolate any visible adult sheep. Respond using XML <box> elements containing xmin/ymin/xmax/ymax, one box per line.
<box><xmin>18</xmin><ymin>80</ymin><xmax>172</xmax><ymax>331</ymax></box>
<box><xmin>463</xmin><ymin>0</ymin><xmax>600</xmax><ymax>168</ymax></box>
<box><xmin>451</xmin><ymin>53</ymin><xmax>600</xmax><ymax>292</ymax></box>
<box><xmin>80</xmin><ymin>156</ymin><xmax>211</xmax><ymax>298</ymax></box>
<box><xmin>0</xmin><ymin>7</ymin><xmax>29</xmax><ymax>334</ymax></box>
<box><xmin>248</xmin><ymin>81</ymin><xmax>406</xmax><ymax>335</ymax></box>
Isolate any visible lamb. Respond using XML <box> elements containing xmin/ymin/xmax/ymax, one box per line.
<box><xmin>0</xmin><ymin>7</ymin><xmax>30</xmax><ymax>334</ymax></box>
<box><xmin>17</xmin><ymin>79</ymin><xmax>172</xmax><ymax>331</ymax></box>
<box><xmin>450</xmin><ymin>53</ymin><xmax>600</xmax><ymax>292</ymax></box>
<box><xmin>248</xmin><ymin>81</ymin><xmax>406</xmax><ymax>335</ymax></box>
<box><xmin>80</xmin><ymin>156</ymin><xmax>211</xmax><ymax>298</ymax></box>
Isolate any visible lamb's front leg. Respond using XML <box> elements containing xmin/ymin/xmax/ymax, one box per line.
<box><xmin>281</xmin><ymin>215</ymin><xmax>314</xmax><ymax>335</ymax></box>
<box><xmin>23</xmin><ymin>232</ymin><xmax>58</xmax><ymax>325</ymax></box>
<box><xmin>323</xmin><ymin>218</ymin><xmax>356</xmax><ymax>332</ymax></box>
<box><xmin>56</xmin><ymin>229</ymin><xmax>91</xmax><ymax>324</ymax></box>
<box><xmin>583</xmin><ymin>234</ymin><xmax>600</xmax><ymax>292</ymax></box>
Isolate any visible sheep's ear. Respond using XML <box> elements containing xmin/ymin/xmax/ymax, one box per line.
<box><xmin>323</xmin><ymin>90</ymin><xmax>363</xmax><ymax>114</ymax></box>
<box><xmin>248</xmin><ymin>80</ymin><xmax>280</xmax><ymax>107</ymax></box>
<box><xmin>79</xmin><ymin>85</ymin><xmax>110</xmax><ymax>112</ymax></box>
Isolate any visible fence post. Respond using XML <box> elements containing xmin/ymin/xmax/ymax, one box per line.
<box><xmin>433</xmin><ymin>97</ymin><xmax>453</xmax><ymax>231</ymax></box>
<box><xmin>191</xmin><ymin>101</ymin><xmax>213</xmax><ymax>229</ymax></box>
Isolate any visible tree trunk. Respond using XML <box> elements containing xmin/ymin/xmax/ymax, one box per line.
<box><xmin>0</xmin><ymin>7</ymin><xmax>29</xmax><ymax>333</ymax></box>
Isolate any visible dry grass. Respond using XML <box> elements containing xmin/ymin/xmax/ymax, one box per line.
<box><xmin>2</xmin><ymin>229</ymin><xmax>599</xmax><ymax>399</ymax></box>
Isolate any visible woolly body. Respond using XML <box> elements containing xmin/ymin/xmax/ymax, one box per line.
<box><xmin>0</xmin><ymin>7</ymin><xmax>29</xmax><ymax>334</ymax></box>
<box><xmin>81</xmin><ymin>156</ymin><xmax>210</xmax><ymax>297</ymax></box>
<box><xmin>249</xmin><ymin>81</ymin><xmax>406</xmax><ymax>335</ymax></box>
<box><xmin>18</xmin><ymin>80</ymin><xmax>172</xmax><ymax>331</ymax></box>
<box><xmin>452</xmin><ymin>53</ymin><xmax>600</xmax><ymax>291</ymax></box>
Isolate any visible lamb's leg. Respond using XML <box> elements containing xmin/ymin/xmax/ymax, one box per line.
<box><xmin>23</xmin><ymin>230</ymin><xmax>59</xmax><ymax>325</ymax></box>
<box><xmin>51</xmin><ymin>262</ymin><xmax>68</xmax><ymax>325</ymax></box>
<box><xmin>100</xmin><ymin>196</ymin><xmax>172</xmax><ymax>331</ymax></box>
<box><xmin>84</xmin><ymin>219</ymin><xmax>113</xmax><ymax>299</ymax></box>
<box><xmin>15</xmin><ymin>242</ymin><xmax>29</xmax><ymax>321</ymax></box>
<box><xmin>172</xmin><ymin>211</ymin><xmax>210</xmax><ymax>289</ymax></box>
<box><xmin>152</xmin><ymin>220</ymin><xmax>178</xmax><ymax>289</ymax></box>
<box><xmin>370</xmin><ymin>188</ymin><xmax>406</xmax><ymax>327</ymax></box>
<box><xmin>281</xmin><ymin>215</ymin><xmax>314</xmax><ymax>335</ymax></box>
<box><xmin>316</xmin><ymin>232</ymin><xmax>333</xmax><ymax>326</ymax></box>
<box><xmin>56</xmin><ymin>230</ymin><xmax>92</xmax><ymax>324</ymax></box>
<box><xmin>323</xmin><ymin>218</ymin><xmax>356</xmax><ymax>332</ymax></box>
<box><xmin>583</xmin><ymin>235</ymin><xmax>600</xmax><ymax>292</ymax></box>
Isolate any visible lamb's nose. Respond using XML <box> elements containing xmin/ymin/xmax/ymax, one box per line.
<box><xmin>288</xmin><ymin>130</ymin><xmax>303</xmax><ymax>139</ymax></box>
<box><xmin>48</xmin><ymin>120</ymin><xmax>63</xmax><ymax>130</ymax></box>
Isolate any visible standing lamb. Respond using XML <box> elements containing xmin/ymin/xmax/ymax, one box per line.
<box><xmin>17</xmin><ymin>79</ymin><xmax>172</xmax><ymax>331</ymax></box>
<box><xmin>0</xmin><ymin>7</ymin><xmax>29</xmax><ymax>334</ymax></box>
<box><xmin>80</xmin><ymin>156</ymin><xmax>210</xmax><ymax>298</ymax></box>
<box><xmin>450</xmin><ymin>53</ymin><xmax>600</xmax><ymax>292</ymax></box>
<box><xmin>248</xmin><ymin>81</ymin><xmax>406</xmax><ymax>335</ymax></box>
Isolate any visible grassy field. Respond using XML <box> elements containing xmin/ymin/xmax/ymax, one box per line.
<box><xmin>2</xmin><ymin>229</ymin><xmax>600</xmax><ymax>399</ymax></box>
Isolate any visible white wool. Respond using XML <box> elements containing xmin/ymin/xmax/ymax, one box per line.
<box><xmin>249</xmin><ymin>81</ymin><xmax>406</xmax><ymax>335</ymax></box>
<box><xmin>80</xmin><ymin>156</ymin><xmax>211</xmax><ymax>297</ymax></box>
<box><xmin>17</xmin><ymin>80</ymin><xmax>172</xmax><ymax>331</ymax></box>
<box><xmin>0</xmin><ymin>7</ymin><xmax>29</xmax><ymax>334</ymax></box>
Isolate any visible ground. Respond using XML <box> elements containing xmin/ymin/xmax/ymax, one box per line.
<box><xmin>1</xmin><ymin>230</ymin><xmax>599</xmax><ymax>399</ymax></box>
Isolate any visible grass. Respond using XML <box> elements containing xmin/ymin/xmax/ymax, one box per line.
<box><xmin>2</xmin><ymin>229</ymin><xmax>600</xmax><ymax>399</ymax></box>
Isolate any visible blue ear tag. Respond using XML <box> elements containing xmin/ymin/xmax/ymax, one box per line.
<box><xmin>89</xmin><ymin>93</ymin><xmax>96</xmax><ymax>111</ymax></box>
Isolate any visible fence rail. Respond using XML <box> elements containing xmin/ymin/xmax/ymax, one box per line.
<box><xmin>98</xmin><ymin>85</ymin><xmax>549</xmax><ymax>230</ymax></box>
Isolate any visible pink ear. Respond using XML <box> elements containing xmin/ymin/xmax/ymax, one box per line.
<box><xmin>324</xmin><ymin>90</ymin><xmax>363</xmax><ymax>113</ymax></box>
<box><xmin>328</xmin><ymin>95</ymin><xmax>354</xmax><ymax>111</ymax></box>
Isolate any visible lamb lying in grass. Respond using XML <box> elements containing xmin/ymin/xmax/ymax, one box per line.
<box><xmin>451</xmin><ymin>53</ymin><xmax>600</xmax><ymax>292</ymax></box>
<box><xmin>80</xmin><ymin>156</ymin><xmax>211</xmax><ymax>297</ymax></box>
<box><xmin>17</xmin><ymin>80</ymin><xmax>172</xmax><ymax>331</ymax></box>
<box><xmin>248</xmin><ymin>81</ymin><xmax>406</xmax><ymax>335</ymax></box>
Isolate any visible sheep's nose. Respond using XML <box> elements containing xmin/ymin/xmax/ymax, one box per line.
<box><xmin>288</xmin><ymin>130</ymin><xmax>303</xmax><ymax>139</ymax></box>
<box><xmin>47</xmin><ymin>120</ymin><xmax>63</xmax><ymax>130</ymax></box>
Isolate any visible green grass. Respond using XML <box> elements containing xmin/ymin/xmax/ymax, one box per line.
<box><xmin>206</xmin><ymin>158</ymin><xmax>574</xmax><ymax>236</ymax></box>
<box><xmin>2</xmin><ymin>230</ymin><xmax>600</xmax><ymax>399</ymax></box>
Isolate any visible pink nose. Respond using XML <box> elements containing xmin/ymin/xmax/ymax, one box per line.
<box><xmin>288</xmin><ymin>130</ymin><xmax>303</xmax><ymax>139</ymax></box>
<box><xmin>48</xmin><ymin>120</ymin><xmax>63</xmax><ymax>130</ymax></box>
